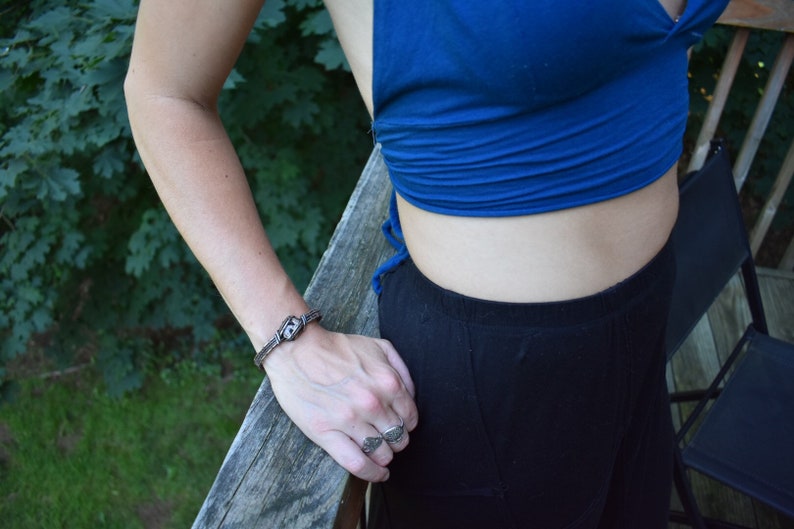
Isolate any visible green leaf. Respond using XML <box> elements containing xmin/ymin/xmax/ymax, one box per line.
<box><xmin>27</xmin><ymin>8</ymin><xmax>74</xmax><ymax>34</ymax></box>
<box><xmin>0</xmin><ymin>158</ymin><xmax>26</xmax><ymax>198</ymax></box>
<box><xmin>286</xmin><ymin>0</ymin><xmax>323</xmax><ymax>9</ymax></box>
<box><xmin>39</xmin><ymin>167</ymin><xmax>81</xmax><ymax>201</ymax></box>
<box><xmin>125</xmin><ymin>208</ymin><xmax>180</xmax><ymax>278</ymax></box>
<box><xmin>55</xmin><ymin>231</ymin><xmax>89</xmax><ymax>268</ymax></box>
<box><xmin>315</xmin><ymin>39</ymin><xmax>349</xmax><ymax>71</ymax></box>
<box><xmin>256</xmin><ymin>0</ymin><xmax>286</xmax><ymax>29</ymax></box>
<box><xmin>223</xmin><ymin>69</ymin><xmax>246</xmax><ymax>91</ymax></box>
<box><xmin>0</xmin><ymin>70</ymin><xmax>13</xmax><ymax>92</ymax></box>
<box><xmin>90</xmin><ymin>0</ymin><xmax>138</xmax><ymax>22</ymax></box>
<box><xmin>301</xmin><ymin>10</ymin><xmax>334</xmax><ymax>37</ymax></box>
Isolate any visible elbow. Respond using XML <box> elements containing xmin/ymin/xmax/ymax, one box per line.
<box><xmin>122</xmin><ymin>63</ymin><xmax>169</xmax><ymax>118</ymax></box>
<box><xmin>123</xmin><ymin>68</ymin><xmax>216</xmax><ymax>119</ymax></box>
<box><xmin>123</xmin><ymin>65</ymin><xmax>146</xmax><ymax>121</ymax></box>
<box><xmin>122</xmin><ymin>70</ymin><xmax>134</xmax><ymax>102</ymax></box>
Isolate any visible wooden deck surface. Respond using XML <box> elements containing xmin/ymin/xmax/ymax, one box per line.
<box><xmin>667</xmin><ymin>268</ymin><xmax>794</xmax><ymax>528</ymax></box>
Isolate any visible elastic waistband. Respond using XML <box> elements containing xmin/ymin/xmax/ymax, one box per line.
<box><xmin>391</xmin><ymin>241</ymin><xmax>675</xmax><ymax>329</ymax></box>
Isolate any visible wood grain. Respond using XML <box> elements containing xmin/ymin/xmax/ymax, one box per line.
<box><xmin>193</xmin><ymin>147</ymin><xmax>392</xmax><ymax>529</ymax></box>
<box><xmin>719</xmin><ymin>0</ymin><xmax>794</xmax><ymax>32</ymax></box>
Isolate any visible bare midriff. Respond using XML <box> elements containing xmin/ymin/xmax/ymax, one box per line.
<box><xmin>325</xmin><ymin>0</ymin><xmax>684</xmax><ymax>302</ymax></box>
<box><xmin>397</xmin><ymin>166</ymin><xmax>679</xmax><ymax>302</ymax></box>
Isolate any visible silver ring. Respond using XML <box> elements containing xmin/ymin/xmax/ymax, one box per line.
<box><xmin>361</xmin><ymin>435</ymin><xmax>383</xmax><ymax>454</ymax></box>
<box><xmin>381</xmin><ymin>417</ymin><xmax>405</xmax><ymax>444</ymax></box>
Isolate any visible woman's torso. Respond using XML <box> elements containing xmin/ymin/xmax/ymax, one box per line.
<box><xmin>325</xmin><ymin>0</ymin><xmax>688</xmax><ymax>302</ymax></box>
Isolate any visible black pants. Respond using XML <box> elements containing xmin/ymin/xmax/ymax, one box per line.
<box><xmin>370</xmin><ymin>243</ymin><xmax>675</xmax><ymax>529</ymax></box>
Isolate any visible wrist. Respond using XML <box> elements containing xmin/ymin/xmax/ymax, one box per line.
<box><xmin>253</xmin><ymin>309</ymin><xmax>323</xmax><ymax>370</ymax></box>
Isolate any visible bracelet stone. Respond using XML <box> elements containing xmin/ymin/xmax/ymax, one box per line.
<box><xmin>254</xmin><ymin>309</ymin><xmax>322</xmax><ymax>370</ymax></box>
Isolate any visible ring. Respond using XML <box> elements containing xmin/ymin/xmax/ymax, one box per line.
<box><xmin>381</xmin><ymin>417</ymin><xmax>405</xmax><ymax>444</ymax></box>
<box><xmin>361</xmin><ymin>436</ymin><xmax>383</xmax><ymax>454</ymax></box>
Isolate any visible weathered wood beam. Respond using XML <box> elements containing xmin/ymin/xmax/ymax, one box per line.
<box><xmin>193</xmin><ymin>146</ymin><xmax>392</xmax><ymax>529</ymax></box>
<box><xmin>719</xmin><ymin>0</ymin><xmax>794</xmax><ymax>32</ymax></box>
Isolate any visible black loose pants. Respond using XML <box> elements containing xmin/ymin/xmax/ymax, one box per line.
<box><xmin>370</xmin><ymin>243</ymin><xmax>675</xmax><ymax>529</ymax></box>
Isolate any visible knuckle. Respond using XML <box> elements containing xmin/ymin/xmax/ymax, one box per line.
<box><xmin>376</xmin><ymin>451</ymin><xmax>394</xmax><ymax>466</ymax></box>
<box><xmin>344</xmin><ymin>455</ymin><xmax>369</xmax><ymax>476</ymax></box>
<box><xmin>336</xmin><ymin>406</ymin><xmax>357</xmax><ymax>425</ymax></box>
<box><xmin>306</xmin><ymin>414</ymin><xmax>332</xmax><ymax>433</ymax></box>
<box><xmin>377</xmin><ymin>370</ymin><xmax>403</xmax><ymax>394</ymax></box>
<box><xmin>357</xmin><ymin>391</ymin><xmax>383</xmax><ymax>415</ymax></box>
<box><xmin>399</xmin><ymin>416</ymin><xmax>417</xmax><ymax>434</ymax></box>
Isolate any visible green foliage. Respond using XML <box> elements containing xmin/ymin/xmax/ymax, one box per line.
<box><xmin>0</xmin><ymin>0</ymin><xmax>370</xmax><ymax>395</ymax></box>
<box><xmin>1</xmin><ymin>0</ymin><xmax>140</xmax><ymax>381</ymax></box>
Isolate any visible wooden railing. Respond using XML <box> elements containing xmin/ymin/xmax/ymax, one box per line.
<box><xmin>193</xmin><ymin>1</ymin><xmax>794</xmax><ymax>527</ymax></box>
<box><xmin>193</xmin><ymin>147</ymin><xmax>390</xmax><ymax>528</ymax></box>
<box><xmin>691</xmin><ymin>0</ymin><xmax>794</xmax><ymax>268</ymax></box>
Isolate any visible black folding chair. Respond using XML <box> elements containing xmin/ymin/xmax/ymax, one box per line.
<box><xmin>665</xmin><ymin>141</ymin><xmax>794</xmax><ymax>528</ymax></box>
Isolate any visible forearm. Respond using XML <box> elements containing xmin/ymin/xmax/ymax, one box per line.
<box><xmin>125</xmin><ymin>90</ymin><xmax>309</xmax><ymax>350</ymax></box>
<box><xmin>124</xmin><ymin>1</ymin><xmax>418</xmax><ymax>482</ymax></box>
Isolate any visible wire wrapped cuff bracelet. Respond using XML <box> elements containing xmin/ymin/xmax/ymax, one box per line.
<box><xmin>254</xmin><ymin>309</ymin><xmax>322</xmax><ymax>370</ymax></box>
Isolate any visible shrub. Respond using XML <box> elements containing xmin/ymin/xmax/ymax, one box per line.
<box><xmin>0</xmin><ymin>0</ymin><xmax>370</xmax><ymax>396</ymax></box>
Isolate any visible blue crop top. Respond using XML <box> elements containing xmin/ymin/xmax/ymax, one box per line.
<box><xmin>370</xmin><ymin>0</ymin><xmax>729</xmax><ymax>291</ymax></box>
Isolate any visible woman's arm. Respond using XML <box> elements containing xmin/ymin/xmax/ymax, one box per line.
<box><xmin>125</xmin><ymin>0</ymin><xmax>416</xmax><ymax>482</ymax></box>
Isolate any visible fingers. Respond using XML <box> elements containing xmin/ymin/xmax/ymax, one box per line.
<box><xmin>339</xmin><ymin>389</ymin><xmax>411</xmax><ymax>460</ymax></box>
<box><xmin>364</xmin><ymin>415</ymin><xmax>410</xmax><ymax>461</ymax></box>
<box><xmin>320</xmin><ymin>416</ymin><xmax>411</xmax><ymax>482</ymax></box>
<box><xmin>380</xmin><ymin>416</ymin><xmax>407</xmax><ymax>445</ymax></box>
<box><xmin>263</xmin><ymin>330</ymin><xmax>419</xmax><ymax>482</ymax></box>
<box><xmin>378</xmin><ymin>338</ymin><xmax>416</xmax><ymax>398</ymax></box>
<box><xmin>373</xmin><ymin>339</ymin><xmax>419</xmax><ymax>433</ymax></box>
<box><xmin>324</xmin><ymin>431</ymin><xmax>390</xmax><ymax>482</ymax></box>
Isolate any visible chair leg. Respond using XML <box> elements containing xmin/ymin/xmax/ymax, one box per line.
<box><xmin>672</xmin><ymin>444</ymin><xmax>709</xmax><ymax>529</ymax></box>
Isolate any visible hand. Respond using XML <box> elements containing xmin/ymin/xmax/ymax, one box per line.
<box><xmin>262</xmin><ymin>325</ymin><xmax>418</xmax><ymax>482</ymax></box>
